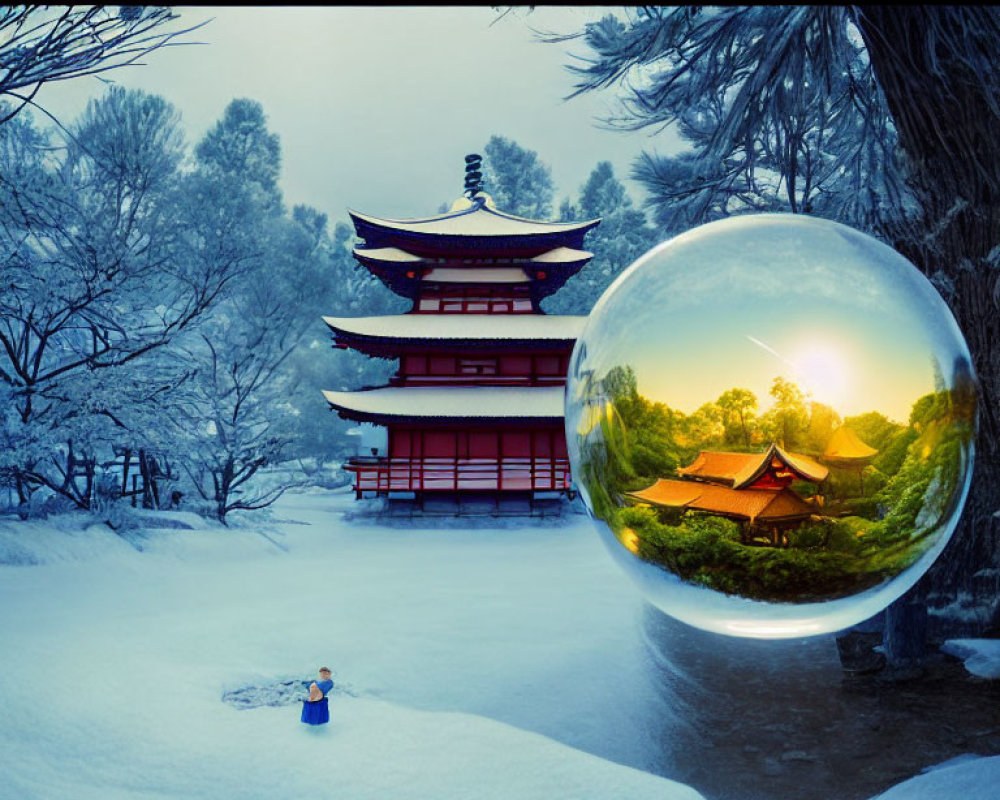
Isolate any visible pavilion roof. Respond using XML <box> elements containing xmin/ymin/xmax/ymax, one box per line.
<box><xmin>322</xmin><ymin>385</ymin><xmax>564</xmax><ymax>424</ymax></box>
<box><xmin>627</xmin><ymin>479</ymin><xmax>814</xmax><ymax>523</ymax></box>
<box><xmin>350</xmin><ymin>247</ymin><xmax>424</xmax><ymax>264</ymax></box>
<box><xmin>323</xmin><ymin>314</ymin><xmax>585</xmax><ymax>343</ymax></box>
<box><xmin>349</xmin><ymin>203</ymin><xmax>600</xmax><ymax>240</ymax></box>
<box><xmin>349</xmin><ymin>195</ymin><xmax>600</xmax><ymax>257</ymax></box>
<box><xmin>527</xmin><ymin>246</ymin><xmax>595</xmax><ymax>264</ymax></box>
<box><xmin>677</xmin><ymin>443</ymin><xmax>829</xmax><ymax>488</ymax></box>
<box><xmin>823</xmin><ymin>426</ymin><xmax>878</xmax><ymax>462</ymax></box>
<box><xmin>351</xmin><ymin>246</ymin><xmax>594</xmax><ymax>267</ymax></box>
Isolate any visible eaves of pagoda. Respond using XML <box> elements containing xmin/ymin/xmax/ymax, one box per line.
<box><xmin>348</xmin><ymin>196</ymin><xmax>601</xmax><ymax>258</ymax></box>
<box><xmin>352</xmin><ymin>245</ymin><xmax>595</xmax><ymax>301</ymax></box>
<box><xmin>322</xmin><ymin>385</ymin><xmax>565</xmax><ymax>426</ymax></box>
<box><xmin>677</xmin><ymin>444</ymin><xmax>829</xmax><ymax>489</ymax></box>
<box><xmin>323</xmin><ymin>314</ymin><xmax>585</xmax><ymax>358</ymax></box>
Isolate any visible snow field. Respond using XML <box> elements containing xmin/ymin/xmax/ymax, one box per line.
<box><xmin>0</xmin><ymin>489</ymin><xmax>702</xmax><ymax>800</ymax></box>
<box><xmin>3</xmin><ymin>488</ymin><xmax>998</xmax><ymax>800</ymax></box>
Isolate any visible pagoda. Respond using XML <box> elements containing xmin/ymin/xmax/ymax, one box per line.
<box><xmin>627</xmin><ymin>444</ymin><xmax>830</xmax><ymax>545</ymax></box>
<box><xmin>323</xmin><ymin>155</ymin><xmax>600</xmax><ymax>509</ymax></box>
<box><xmin>821</xmin><ymin>425</ymin><xmax>878</xmax><ymax>493</ymax></box>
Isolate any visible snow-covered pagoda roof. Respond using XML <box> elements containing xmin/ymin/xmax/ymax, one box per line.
<box><xmin>349</xmin><ymin>202</ymin><xmax>599</xmax><ymax>240</ymax></box>
<box><xmin>352</xmin><ymin>242</ymin><xmax>595</xmax><ymax>300</ymax></box>
<box><xmin>349</xmin><ymin>194</ymin><xmax>600</xmax><ymax>257</ymax></box>
<box><xmin>324</xmin><ymin>314</ymin><xmax>585</xmax><ymax>341</ymax></box>
<box><xmin>350</xmin><ymin>247</ymin><xmax>424</xmax><ymax>264</ymax></box>
<box><xmin>322</xmin><ymin>385</ymin><xmax>565</xmax><ymax>424</ymax></box>
<box><xmin>323</xmin><ymin>314</ymin><xmax>585</xmax><ymax>357</ymax></box>
<box><xmin>352</xmin><ymin>246</ymin><xmax>594</xmax><ymax>268</ymax></box>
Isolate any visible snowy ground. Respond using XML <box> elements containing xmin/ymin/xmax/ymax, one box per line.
<box><xmin>872</xmin><ymin>755</ymin><xmax>1000</xmax><ymax>800</ymax></box>
<box><xmin>0</xmin><ymin>488</ymin><xmax>997</xmax><ymax>800</ymax></box>
<box><xmin>0</xmin><ymin>489</ymin><xmax>702</xmax><ymax>800</ymax></box>
<box><xmin>941</xmin><ymin>638</ymin><xmax>1000</xmax><ymax>679</ymax></box>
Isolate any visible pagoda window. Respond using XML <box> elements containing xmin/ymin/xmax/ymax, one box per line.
<box><xmin>458</xmin><ymin>357</ymin><xmax>498</xmax><ymax>377</ymax></box>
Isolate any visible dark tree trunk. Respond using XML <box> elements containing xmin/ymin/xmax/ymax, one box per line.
<box><xmin>139</xmin><ymin>449</ymin><xmax>154</xmax><ymax>509</ymax></box>
<box><xmin>854</xmin><ymin>7</ymin><xmax>1000</xmax><ymax>639</ymax></box>
<box><xmin>120</xmin><ymin>449</ymin><xmax>132</xmax><ymax>499</ymax></box>
<box><xmin>882</xmin><ymin>594</ymin><xmax>929</xmax><ymax>677</ymax></box>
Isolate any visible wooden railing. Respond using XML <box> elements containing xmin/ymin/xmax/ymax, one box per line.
<box><xmin>388</xmin><ymin>375</ymin><xmax>567</xmax><ymax>387</ymax></box>
<box><xmin>345</xmin><ymin>456</ymin><xmax>571</xmax><ymax>495</ymax></box>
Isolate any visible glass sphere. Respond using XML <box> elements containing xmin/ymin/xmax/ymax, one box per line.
<box><xmin>565</xmin><ymin>214</ymin><xmax>976</xmax><ymax>638</ymax></box>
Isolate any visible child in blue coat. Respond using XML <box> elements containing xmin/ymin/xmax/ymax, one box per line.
<box><xmin>301</xmin><ymin>667</ymin><xmax>333</xmax><ymax>725</ymax></box>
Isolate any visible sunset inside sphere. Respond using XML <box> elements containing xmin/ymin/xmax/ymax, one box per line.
<box><xmin>565</xmin><ymin>214</ymin><xmax>977</xmax><ymax>638</ymax></box>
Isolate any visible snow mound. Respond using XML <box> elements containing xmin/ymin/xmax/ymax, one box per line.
<box><xmin>872</xmin><ymin>755</ymin><xmax>999</xmax><ymax>800</ymax></box>
<box><xmin>0</xmin><ymin>516</ymin><xmax>135</xmax><ymax>565</ymax></box>
<box><xmin>941</xmin><ymin>638</ymin><xmax>1000</xmax><ymax>679</ymax></box>
<box><xmin>0</xmin><ymin>510</ymin><xmax>283</xmax><ymax>566</ymax></box>
<box><xmin>131</xmin><ymin>509</ymin><xmax>213</xmax><ymax>530</ymax></box>
<box><xmin>921</xmin><ymin>753</ymin><xmax>987</xmax><ymax>773</ymax></box>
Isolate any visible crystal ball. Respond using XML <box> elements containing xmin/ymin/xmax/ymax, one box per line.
<box><xmin>565</xmin><ymin>214</ymin><xmax>976</xmax><ymax>638</ymax></box>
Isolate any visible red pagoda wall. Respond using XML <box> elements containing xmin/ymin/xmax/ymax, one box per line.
<box><xmin>348</xmin><ymin>425</ymin><xmax>570</xmax><ymax>494</ymax></box>
<box><xmin>393</xmin><ymin>351</ymin><xmax>570</xmax><ymax>386</ymax></box>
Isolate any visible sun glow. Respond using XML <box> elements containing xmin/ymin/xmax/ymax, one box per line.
<box><xmin>790</xmin><ymin>341</ymin><xmax>852</xmax><ymax>410</ymax></box>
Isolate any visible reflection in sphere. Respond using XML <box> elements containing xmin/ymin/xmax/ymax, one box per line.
<box><xmin>565</xmin><ymin>214</ymin><xmax>976</xmax><ymax>638</ymax></box>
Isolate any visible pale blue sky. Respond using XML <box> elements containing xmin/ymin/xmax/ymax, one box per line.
<box><xmin>34</xmin><ymin>7</ymin><xmax>674</xmax><ymax>222</ymax></box>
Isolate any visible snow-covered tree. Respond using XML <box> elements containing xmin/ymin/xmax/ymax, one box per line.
<box><xmin>550</xmin><ymin>8</ymin><xmax>903</xmax><ymax>235</ymax></box>
<box><xmin>550</xmin><ymin>5</ymin><xmax>1000</xmax><ymax>642</ymax></box>
<box><xmin>545</xmin><ymin>161</ymin><xmax>657</xmax><ymax>314</ymax></box>
<box><xmin>0</xmin><ymin>89</ymin><xmax>237</xmax><ymax>510</ymax></box>
<box><xmin>0</xmin><ymin>6</ymin><xmax>204</xmax><ymax>125</ymax></box>
<box><xmin>195</xmin><ymin>98</ymin><xmax>283</xmax><ymax>214</ymax></box>
<box><xmin>482</xmin><ymin>135</ymin><xmax>555</xmax><ymax>219</ymax></box>
<box><xmin>162</xmin><ymin>101</ymin><xmax>311</xmax><ymax>522</ymax></box>
<box><xmin>282</xmin><ymin>217</ymin><xmax>401</xmax><ymax>469</ymax></box>
<box><xmin>173</xmin><ymin>216</ymin><xmax>323</xmax><ymax>522</ymax></box>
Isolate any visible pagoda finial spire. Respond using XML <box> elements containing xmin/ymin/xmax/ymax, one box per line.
<box><xmin>464</xmin><ymin>153</ymin><xmax>483</xmax><ymax>197</ymax></box>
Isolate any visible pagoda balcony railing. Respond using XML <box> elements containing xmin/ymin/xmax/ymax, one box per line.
<box><xmin>344</xmin><ymin>456</ymin><xmax>571</xmax><ymax>495</ymax></box>
<box><xmin>388</xmin><ymin>375</ymin><xmax>566</xmax><ymax>387</ymax></box>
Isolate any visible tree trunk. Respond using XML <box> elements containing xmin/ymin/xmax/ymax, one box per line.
<box><xmin>854</xmin><ymin>6</ymin><xmax>1000</xmax><ymax>637</ymax></box>
<box><xmin>120</xmin><ymin>449</ymin><xmax>132</xmax><ymax>499</ymax></box>
<box><xmin>882</xmin><ymin>594</ymin><xmax>928</xmax><ymax>677</ymax></box>
<box><xmin>139</xmin><ymin>449</ymin><xmax>156</xmax><ymax>510</ymax></box>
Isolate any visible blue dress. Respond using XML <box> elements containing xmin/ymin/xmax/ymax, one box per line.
<box><xmin>301</xmin><ymin>679</ymin><xmax>333</xmax><ymax>725</ymax></box>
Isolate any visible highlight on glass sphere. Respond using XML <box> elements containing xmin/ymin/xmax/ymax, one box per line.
<box><xmin>565</xmin><ymin>214</ymin><xmax>977</xmax><ymax>639</ymax></box>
